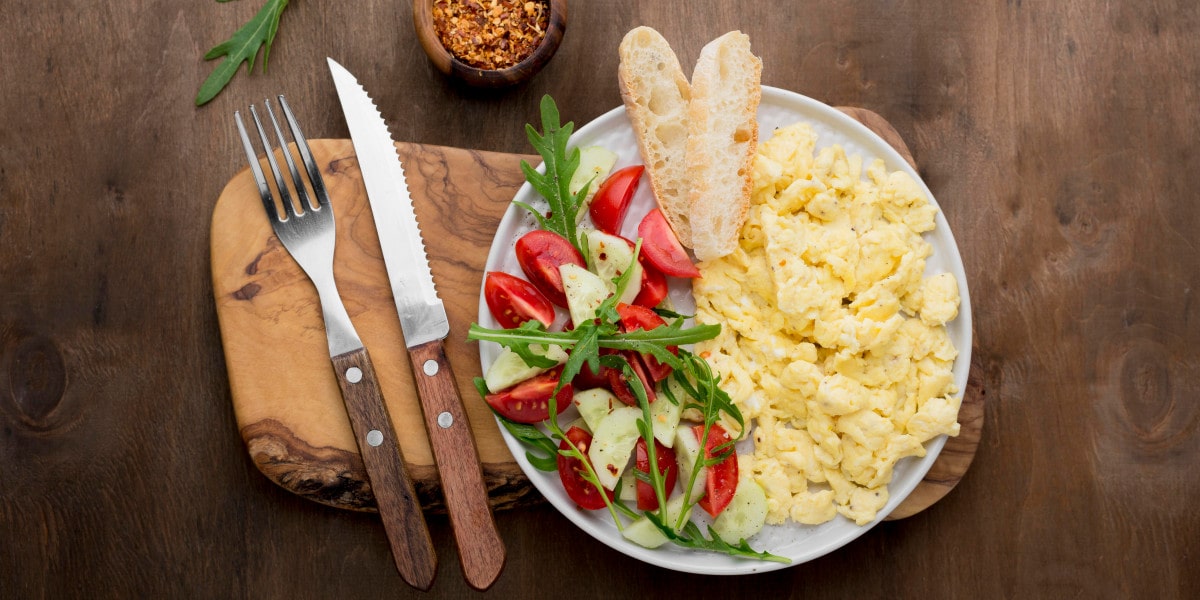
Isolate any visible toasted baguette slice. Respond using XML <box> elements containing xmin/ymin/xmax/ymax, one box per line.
<box><xmin>686</xmin><ymin>31</ymin><xmax>762</xmax><ymax>262</ymax></box>
<box><xmin>618</xmin><ymin>27</ymin><xmax>694</xmax><ymax>247</ymax></box>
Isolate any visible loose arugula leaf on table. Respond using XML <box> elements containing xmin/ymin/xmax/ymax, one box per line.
<box><xmin>196</xmin><ymin>0</ymin><xmax>291</xmax><ymax>106</ymax></box>
<box><xmin>515</xmin><ymin>95</ymin><xmax>588</xmax><ymax>254</ymax></box>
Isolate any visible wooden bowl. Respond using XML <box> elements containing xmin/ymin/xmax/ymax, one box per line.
<box><xmin>413</xmin><ymin>0</ymin><xmax>567</xmax><ymax>88</ymax></box>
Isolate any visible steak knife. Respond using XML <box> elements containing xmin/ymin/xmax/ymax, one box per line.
<box><xmin>327</xmin><ymin>57</ymin><xmax>506</xmax><ymax>591</ymax></box>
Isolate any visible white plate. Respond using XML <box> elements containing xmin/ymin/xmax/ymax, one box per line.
<box><xmin>477</xmin><ymin>86</ymin><xmax>973</xmax><ymax>574</ymax></box>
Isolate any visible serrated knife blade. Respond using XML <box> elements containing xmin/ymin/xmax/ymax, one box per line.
<box><xmin>327</xmin><ymin>58</ymin><xmax>448</xmax><ymax>348</ymax></box>
<box><xmin>327</xmin><ymin>57</ymin><xmax>506</xmax><ymax>591</ymax></box>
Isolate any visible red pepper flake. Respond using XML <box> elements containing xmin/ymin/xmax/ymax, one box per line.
<box><xmin>432</xmin><ymin>0</ymin><xmax>549</xmax><ymax>69</ymax></box>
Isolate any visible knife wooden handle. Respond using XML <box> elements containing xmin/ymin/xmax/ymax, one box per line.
<box><xmin>407</xmin><ymin>339</ymin><xmax>506</xmax><ymax>591</ymax></box>
<box><xmin>331</xmin><ymin>347</ymin><xmax>437</xmax><ymax>591</ymax></box>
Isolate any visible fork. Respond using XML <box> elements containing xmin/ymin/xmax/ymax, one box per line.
<box><xmin>235</xmin><ymin>96</ymin><xmax>437</xmax><ymax>590</ymax></box>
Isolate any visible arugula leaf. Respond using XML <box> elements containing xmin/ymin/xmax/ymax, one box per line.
<box><xmin>505</xmin><ymin>321</ymin><xmax>562</xmax><ymax>369</ymax></box>
<box><xmin>467</xmin><ymin>321</ymin><xmax>719</xmax><ymax>355</ymax></box>
<box><xmin>518</xmin><ymin>96</ymin><xmax>587</xmax><ymax>253</ymax></box>
<box><xmin>472</xmin><ymin>376</ymin><xmax>490</xmax><ymax>398</ymax></box>
<box><xmin>652</xmin><ymin>306</ymin><xmax>692</xmax><ymax>320</ymax></box>
<box><xmin>196</xmin><ymin>0</ymin><xmax>291</xmax><ymax>106</ymax></box>
<box><xmin>645</xmin><ymin>518</ymin><xmax>791</xmax><ymax>564</ymax></box>
<box><xmin>554</xmin><ymin>324</ymin><xmax>602</xmax><ymax>399</ymax></box>
<box><xmin>497</xmin><ymin>417</ymin><xmax>560</xmax><ymax>472</ymax></box>
<box><xmin>600</xmin><ymin>321</ymin><xmax>720</xmax><ymax>362</ymax></box>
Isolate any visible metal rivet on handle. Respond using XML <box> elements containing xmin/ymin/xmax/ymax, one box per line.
<box><xmin>346</xmin><ymin>367</ymin><xmax>363</xmax><ymax>383</ymax></box>
<box><xmin>437</xmin><ymin>412</ymin><xmax>453</xmax><ymax>428</ymax></box>
<box><xmin>366</xmin><ymin>430</ymin><xmax>383</xmax><ymax>446</ymax></box>
<box><xmin>423</xmin><ymin>359</ymin><xmax>439</xmax><ymax>376</ymax></box>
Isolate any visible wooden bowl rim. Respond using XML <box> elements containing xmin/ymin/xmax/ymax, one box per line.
<box><xmin>413</xmin><ymin>0</ymin><xmax>567</xmax><ymax>86</ymax></box>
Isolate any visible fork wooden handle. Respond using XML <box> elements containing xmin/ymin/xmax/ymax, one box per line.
<box><xmin>407</xmin><ymin>339</ymin><xmax>506</xmax><ymax>591</ymax></box>
<box><xmin>331</xmin><ymin>347</ymin><xmax>437</xmax><ymax>591</ymax></box>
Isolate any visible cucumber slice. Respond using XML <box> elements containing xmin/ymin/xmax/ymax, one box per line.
<box><xmin>483</xmin><ymin>345</ymin><xmax>568</xmax><ymax>392</ymax></box>
<box><xmin>674</xmin><ymin>424</ymin><xmax>707</xmax><ymax>503</ymax></box>
<box><xmin>564</xmin><ymin>417</ymin><xmax>590</xmax><ymax>435</ymax></box>
<box><xmin>621</xmin><ymin>493</ymin><xmax>692</xmax><ymax>549</ymax></box>
<box><xmin>560</xmin><ymin>263</ymin><xmax>610</xmax><ymax>326</ymax></box>
<box><xmin>711</xmin><ymin>477</ymin><xmax>769</xmax><ymax>543</ymax></box>
<box><xmin>618</xmin><ymin>467</ymin><xmax>637</xmax><ymax>503</ymax></box>
<box><xmin>587</xmin><ymin>406</ymin><xmax>642</xmax><ymax>490</ymax></box>
<box><xmin>585</xmin><ymin>230</ymin><xmax>642</xmax><ymax>305</ymax></box>
<box><xmin>650</xmin><ymin>383</ymin><xmax>683</xmax><ymax>448</ymax></box>
<box><xmin>574</xmin><ymin>388</ymin><xmax>618</xmax><ymax>432</ymax></box>
<box><xmin>569</xmin><ymin>146</ymin><xmax>618</xmax><ymax>215</ymax></box>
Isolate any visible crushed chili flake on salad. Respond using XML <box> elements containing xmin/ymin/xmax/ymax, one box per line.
<box><xmin>432</xmin><ymin>0</ymin><xmax>549</xmax><ymax>69</ymax></box>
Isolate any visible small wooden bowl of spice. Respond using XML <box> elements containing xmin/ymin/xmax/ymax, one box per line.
<box><xmin>414</xmin><ymin>0</ymin><xmax>567</xmax><ymax>88</ymax></box>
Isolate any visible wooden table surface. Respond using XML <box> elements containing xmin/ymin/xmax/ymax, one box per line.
<box><xmin>3</xmin><ymin>1</ymin><xmax>1197</xmax><ymax>597</ymax></box>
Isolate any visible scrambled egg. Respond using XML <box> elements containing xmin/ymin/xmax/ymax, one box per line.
<box><xmin>694</xmin><ymin>122</ymin><xmax>962</xmax><ymax>526</ymax></box>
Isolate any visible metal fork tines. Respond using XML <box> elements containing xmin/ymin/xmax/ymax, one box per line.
<box><xmin>233</xmin><ymin>96</ymin><xmax>438</xmax><ymax>590</ymax></box>
<box><xmin>234</xmin><ymin>98</ymin><xmax>358</xmax><ymax>356</ymax></box>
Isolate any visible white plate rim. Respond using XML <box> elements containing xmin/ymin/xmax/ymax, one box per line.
<box><xmin>476</xmin><ymin>86</ymin><xmax>973</xmax><ymax>574</ymax></box>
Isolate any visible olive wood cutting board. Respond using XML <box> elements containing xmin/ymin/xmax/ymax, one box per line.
<box><xmin>210</xmin><ymin>107</ymin><xmax>984</xmax><ymax>518</ymax></box>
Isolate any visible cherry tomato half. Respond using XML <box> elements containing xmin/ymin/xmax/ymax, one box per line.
<box><xmin>558</xmin><ymin>426</ymin><xmax>614</xmax><ymax>510</ymax></box>
<box><xmin>638</xmin><ymin>208</ymin><xmax>701</xmax><ymax>278</ymax></box>
<box><xmin>607</xmin><ymin>351</ymin><xmax>656</xmax><ymax>406</ymax></box>
<box><xmin>693</xmin><ymin>423</ymin><xmax>739</xmax><ymax>517</ymax></box>
<box><xmin>515</xmin><ymin>229</ymin><xmax>586</xmax><ymax>308</ymax></box>
<box><xmin>485</xmin><ymin>366</ymin><xmax>572</xmax><ymax>424</ymax></box>
<box><xmin>633</xmin><ymin>257</ymin><xmax>668</xmax><ymax>308</ymax></box>
<box><xmin>589</xmin><ymin>165</ymin><xmax>645</xmax><ymax>235</ymax></box>
<box><xmin>484</xmin><ymin>271</ymin><xmax>556</xmax><ymax>329</ymax></box>
<box><xmin>635</xmin><ymin>437</ymin><xmax>678</xmax><ymax>511</ymax></box>
<box><xmin>616</xmin><ymin>302</ymin><xmax>667</xmax><ymax>330</ymax></box>
<box><xmin>571</xmin><ymin>357</ymin><xmax>609</xmax><ymax>390</ymax></box>
<box><xmin>616</xmin><ymin>303</ymin><xmax>675</xmax><ymax>382</ymax></box>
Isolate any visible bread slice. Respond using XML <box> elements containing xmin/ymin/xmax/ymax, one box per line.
<box><xmin>617</xmin><ymin>27</ymin><xmax>694</xmax><ymax>247</ymax></box>
<box><xmin>685</xmin><ymin>31</ymin><xmax>762</xmax><ymax>261</ymax></box>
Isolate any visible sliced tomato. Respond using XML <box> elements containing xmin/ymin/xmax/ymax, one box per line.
<box><xmin>483</xmin><ymin>271</ymin><xmax>555</xmax><ymax>329</ymax></box>
<box><xmin>589</xmin><ymin>165</ymin><xmax>645</xmax><ymax>235</ymax></box>
<box><xmin>616</xmin><ymin>302</ymin><xmax>666</xmax><ymax>331</ymax></box>
<box><xmin>570</xmin><ymin>358</ymin><xmax>609</xmax><ymax>390</ymax></box>
<box><xmin>693</xmin><ymin>423</ymin><xmax>739</xmax><ymax>517</ymax></box>
<box><xmin>484</xmin><ymin>366</ymin><xmax>572</xmax><ymax>424</ymax></box>
<box><xmin>638</xmin><ymin>208</ymin><xmax>701</xmax><ymax>278</ymax></box>
<box><xmin>616</xmin><ymin>303</ymin><xmax>675</xmax><ymax>382</ymax></box>
<box><xmin>635</xmin><ymin>437</ymin><xmax>678</xmax><ymax>511</ymax></box>
<box><xmin>633</xmin><ymin>257</ymin><xmax>668</xmax><ymax>308</ymax></box>
<box><xmin>607</xmin><ymin>351</ymin><xmax>656</xmax><ymax>406</ymax></box>
<box><xmin>515</xmin><ymin>230</ymin><xmax>586</xmax><ymax>308</ymax></box>
<box><xmin>558</xmin><ymin>426</ymin><xmax>614</xmax><ymax>510</ymax></box>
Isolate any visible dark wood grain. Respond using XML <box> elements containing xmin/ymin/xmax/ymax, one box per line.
<box><xmin>2</xmin><ymin>0</ymin><xmax>1199</xmax><ymax>598</ymax></box>
<box><xmin>331</xmin><ymin>347</ymin><xmax>437</xmax><ymax>590</ymax></box>
<box><xmin>408</xmin><ymin>340</ymin><xmax>505</xmax><ymax>591</ymax></box>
